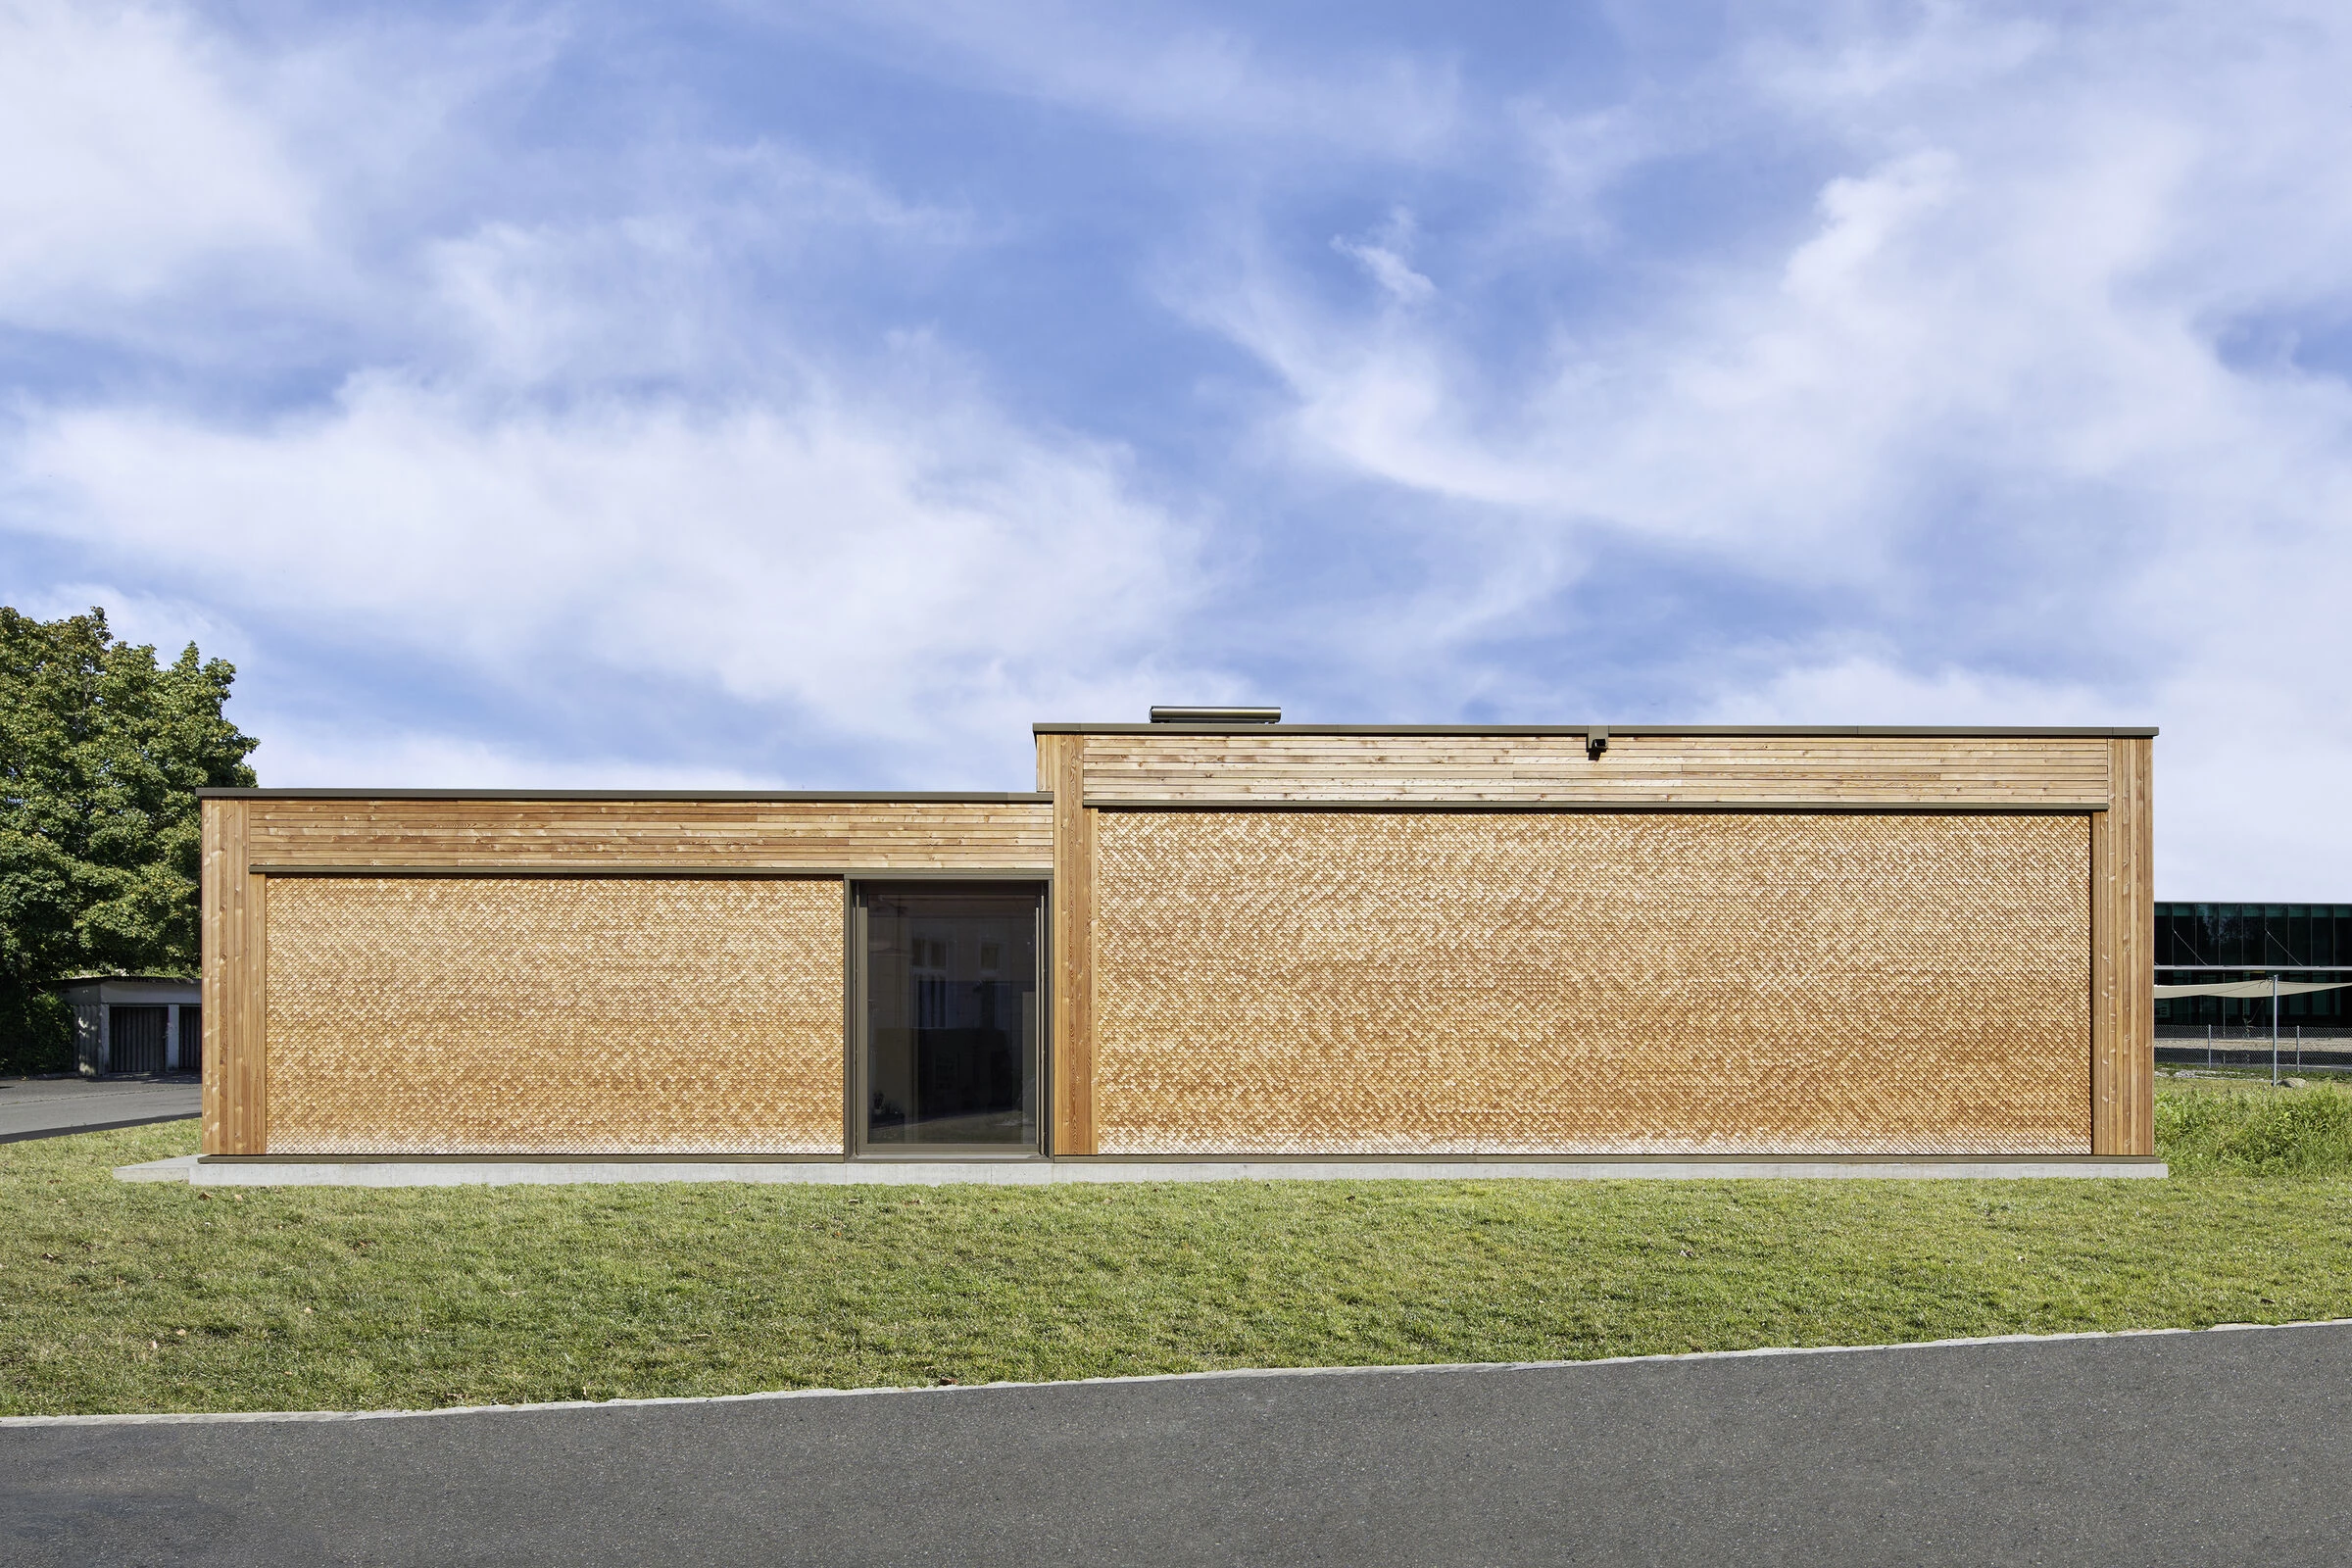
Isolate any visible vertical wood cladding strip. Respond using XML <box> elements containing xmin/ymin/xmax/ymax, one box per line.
<box><xmin>2106</xmin><ymin>739</ymin><xmax>2155</xmax><ymax>1155</ymax></box>
<box><xmin>1050</xmin><ymin>736</ymin><xmax>1097</xmax><ymax>1155</ymax></box>
<box><xmin>2130</xmin><ymin>738</ymin><xmax>2156</xmax><ymax>1154</ymax></box>
<box><xmin>213</xmin><ymin>825</ymin><xmax>270</xmax><ymax>1157</ymax></box>
<box><xmin>199</xmin><ymin>800</ymin><xmax>234</xmax><ymax>1154</ymax></box>
<box><xmin>840</xmin><ymin>879</ymin><xmax>857</xmax><ymax>1155</ymax></box>
<box><xmin>265</xmin><ymin>877</ymin><xmax>846</xmax><ymax>1154</ymax></box>
<box><xmin>246</xmin><ymin>870</ymin><xmax>270</xmax><ymax>1153</ymax></box>
<box><xmin>1091</xmin><ymin>811</ymin><xmax>2093</xmax><ymax>1155</ymax></box>
<box><xmin>2089</xmin><ymin>804</ymin><xmax>2115</xmax><ymax>1153</ymax></box>
<box><xmin>2087</xmin><ymin>742</ymin><xmax>2154</xmax><ymax>1157</ymax></box>
<box><xmin>1074</xmin><ymin>802</ymin><xmax>1097</xmax><ymax>1154</ymax></box>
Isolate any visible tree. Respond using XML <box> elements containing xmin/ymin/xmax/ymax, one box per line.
<box><xmin>0</xmin><ymin>608</ymin><xmax>258</xmax><ymax>1072</ymax></box>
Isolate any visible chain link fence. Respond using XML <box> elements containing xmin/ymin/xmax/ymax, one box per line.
<box><xmin>2157</xmin><ymin>1024</ymin><xmax>2352</xmax><ymax>1072</ymax></box>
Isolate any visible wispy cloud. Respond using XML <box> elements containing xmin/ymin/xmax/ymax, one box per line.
<box><xmin>763</xmin><ymin>0</ymin><xmax>1465</xmax><ymax>161</ymax></box>
<box><xmin>12</xmin><ymin>367</ymin><xmax>1209</xmax><ymax>780</ymax></box>
<box><xmin>0</xmin><ymin>0</ymin><xmax>312</xmax><ymax>315</ymax></box>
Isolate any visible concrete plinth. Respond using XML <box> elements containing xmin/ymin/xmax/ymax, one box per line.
<box><xmin>113</xmin><ymin>1154</ymin><xmax>2168</xmax><ymax>1187</ymax></box>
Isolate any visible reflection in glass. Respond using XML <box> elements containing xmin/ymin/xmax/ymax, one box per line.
<box><xmin>2153</xmin><ymin>902</ymin><xmax>2352</xmax><ymax>1027</ymax></box>
<box><xmin>862</xmin><ymin>885</ymin><xmax>1041</xmax><ymax>1148</ymax></box>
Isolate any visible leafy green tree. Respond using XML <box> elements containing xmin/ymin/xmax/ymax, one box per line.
<box><xmin>1</xmin><ymin>608</ymin><xmax>258</xmax><ymax>1072</ymax></box>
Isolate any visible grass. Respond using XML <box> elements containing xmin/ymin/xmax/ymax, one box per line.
<box><xmin>2155</xmin><ymin>1073</ymin><xmax>2352</xmax><ymax>1175</ymax></box>
<box><xmin>5</xmin><ymin>1084</ymin><xmax>2352</xmax><ymax>1417</ymax></box>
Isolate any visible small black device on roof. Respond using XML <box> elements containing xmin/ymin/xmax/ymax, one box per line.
<box><xmin>1149</xmin><ymin>706</ymin><xmax>1281</xmax><ymax>723</ymax></box>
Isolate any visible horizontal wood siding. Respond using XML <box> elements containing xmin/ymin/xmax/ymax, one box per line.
<box><xmin>1075</xmin><ymin>734</ymin><xmax>2113</xmax><ymax>807</ymax></box>
<box><xmin>241</xmin><ymin>800</ymin><xmax>1054</xmax><ymax>872</ymax></box>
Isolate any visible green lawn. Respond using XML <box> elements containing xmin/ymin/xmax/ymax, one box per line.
<box><xmin>6</xmin><ymin>1080</ymin><xmax>2352</xmax><ymax>1417</ymax></box>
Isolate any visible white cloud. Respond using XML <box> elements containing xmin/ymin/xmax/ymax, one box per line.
<box><xmin>771</xmin><ymin>0</ymin><xmax>1462</xmax><ymax>161</ymax></box>
<box><xmin>11</xmin><ymin>581</ymin><xmax>254</xmax><ymax>669</ymax></box>
<box><xmin>238</xmin><ymin>721</ymin><xmax>782</xmax><ymax>791</ymax></box>
<box><xmin>416</xmin><ymin>149</ymin><xmax>977</xmax><ymax>391</ymax></box>
<box><xmin>0</xmin><ymin>0</ymin><xmax>577</xmax><ymax>367</ymax></box>
<box><xmin>1704</xmin><ymin>656</ymin><xmax>2122</xmax><ymax>729</ymax></box>
<box><xmin>0</xmin><ymin>0</ymin><xmax>312</xmax><ymax>312</ymax></box>
<box><xmin>1333</xmin><ymin>208</ymin><xmax>1436</xmax><ymax>305</ymax></box>
<box><xmin>11</xmin><ymin>368</ymin><xmax>1209</xmax><ymax>780</ymax></box>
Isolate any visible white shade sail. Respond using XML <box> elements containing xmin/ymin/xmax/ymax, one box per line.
<box><xmin>2153</xmin><ymin>980</ymin><xmax>2352</xmax><ymax>999</ymax></box>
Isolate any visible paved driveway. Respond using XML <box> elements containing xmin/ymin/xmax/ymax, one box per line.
<box><xmin>6</xmin><ymin>1322</ymin><xmax>2349</xmax><ymax>1566</ymax></box>
<box><xmin>0</xmin><ymin>1076</ymin><xmax>201</xmax><ymax>1143</ymax></box>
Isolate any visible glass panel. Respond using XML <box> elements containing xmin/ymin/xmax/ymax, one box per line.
<box><xmin>862</xmin><ymin>885</ymin><xmax>1042</xmax><ymax>1149</ymax></box>
<box><xmin>2264</xmin><ymin>906</ymin><xmax>2292</xmax><ymax>966</ymax></box>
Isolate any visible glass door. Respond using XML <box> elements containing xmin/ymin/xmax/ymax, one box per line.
<box><xmin>856</xmin><ymin>883</ymin><xmax>1044</xmax><ymax>1152</ymax></box>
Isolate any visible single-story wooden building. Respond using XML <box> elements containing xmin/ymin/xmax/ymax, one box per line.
<box><xmin>196</xmin><ymin>716</ymin><xmax>2156</xmax><ymax>1168</ymax></box>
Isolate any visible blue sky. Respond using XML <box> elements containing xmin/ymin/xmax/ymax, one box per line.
<box><xmin>4</xmin><ymin>1</ymin><xmax>2349</xmax><ymax>897</ymax></box>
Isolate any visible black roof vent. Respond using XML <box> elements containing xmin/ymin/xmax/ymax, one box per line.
<box><xmin>1150</xmin><ymin>706</ymin><xmax>1281</xmax><ymax>724</ymax></box>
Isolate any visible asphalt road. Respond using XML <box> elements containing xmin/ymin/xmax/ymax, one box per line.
<box><xmin>6</xmin><ymin>1324</ymin><xmax>2347</xmax><ymax>1566</ymax></box>
<box><xmin>0</xmin><ymin>1076</ymin><xmax>200</xmax><ymax>1143</ymax></box>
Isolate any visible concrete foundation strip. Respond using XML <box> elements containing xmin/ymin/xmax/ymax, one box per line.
<box><xmin>115</xmin><ymin>1154</ymin><xmax>2168</xmax><ymax>1186</ymax></box>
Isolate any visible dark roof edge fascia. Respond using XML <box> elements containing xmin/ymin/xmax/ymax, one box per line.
<box><xmin>1033</xmin><ymin>723</ymin><xmax>2160</xmax><ymax>738</ymax></box>
<box><xmin>48</xmin><ymin>973</ymin><xmax>199</xmax><ymax>986</ymax></box>
<box><xmin>195</xmin><ymin>790</ymin><xmax>1054</xmax><ymax>804</ymax></box>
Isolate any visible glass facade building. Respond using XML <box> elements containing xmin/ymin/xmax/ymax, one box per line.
<box><xmin>2154</xmin><ymin>903</ymin><xmax>2352</xmax><ymax>1027</ymax></box>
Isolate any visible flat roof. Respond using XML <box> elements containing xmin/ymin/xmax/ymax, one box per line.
<box><xmin>1033</xmin><ymin>722</ymin><xmax>2161</xmax><ymax>738</ymax></box>
<box><xmin>195</xmin><ymin>790</ymin><xmax>1055</xmax><ymax>803</ymax></box>
<box><xmin>51</xmin><ymin>973</ymin><xmax>198</xmax><ymax>987</ymax></box>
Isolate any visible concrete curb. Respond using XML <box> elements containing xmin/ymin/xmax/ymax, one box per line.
<box><xmin>114</xmin><ymin>1154</ymin><xmax>2170</xmax><ymax>1187</ymax></box>
<box><xmin>115</xmin><ymin>1153</ymin><xmax>202</xmax><ymax>1180</ymax></box>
